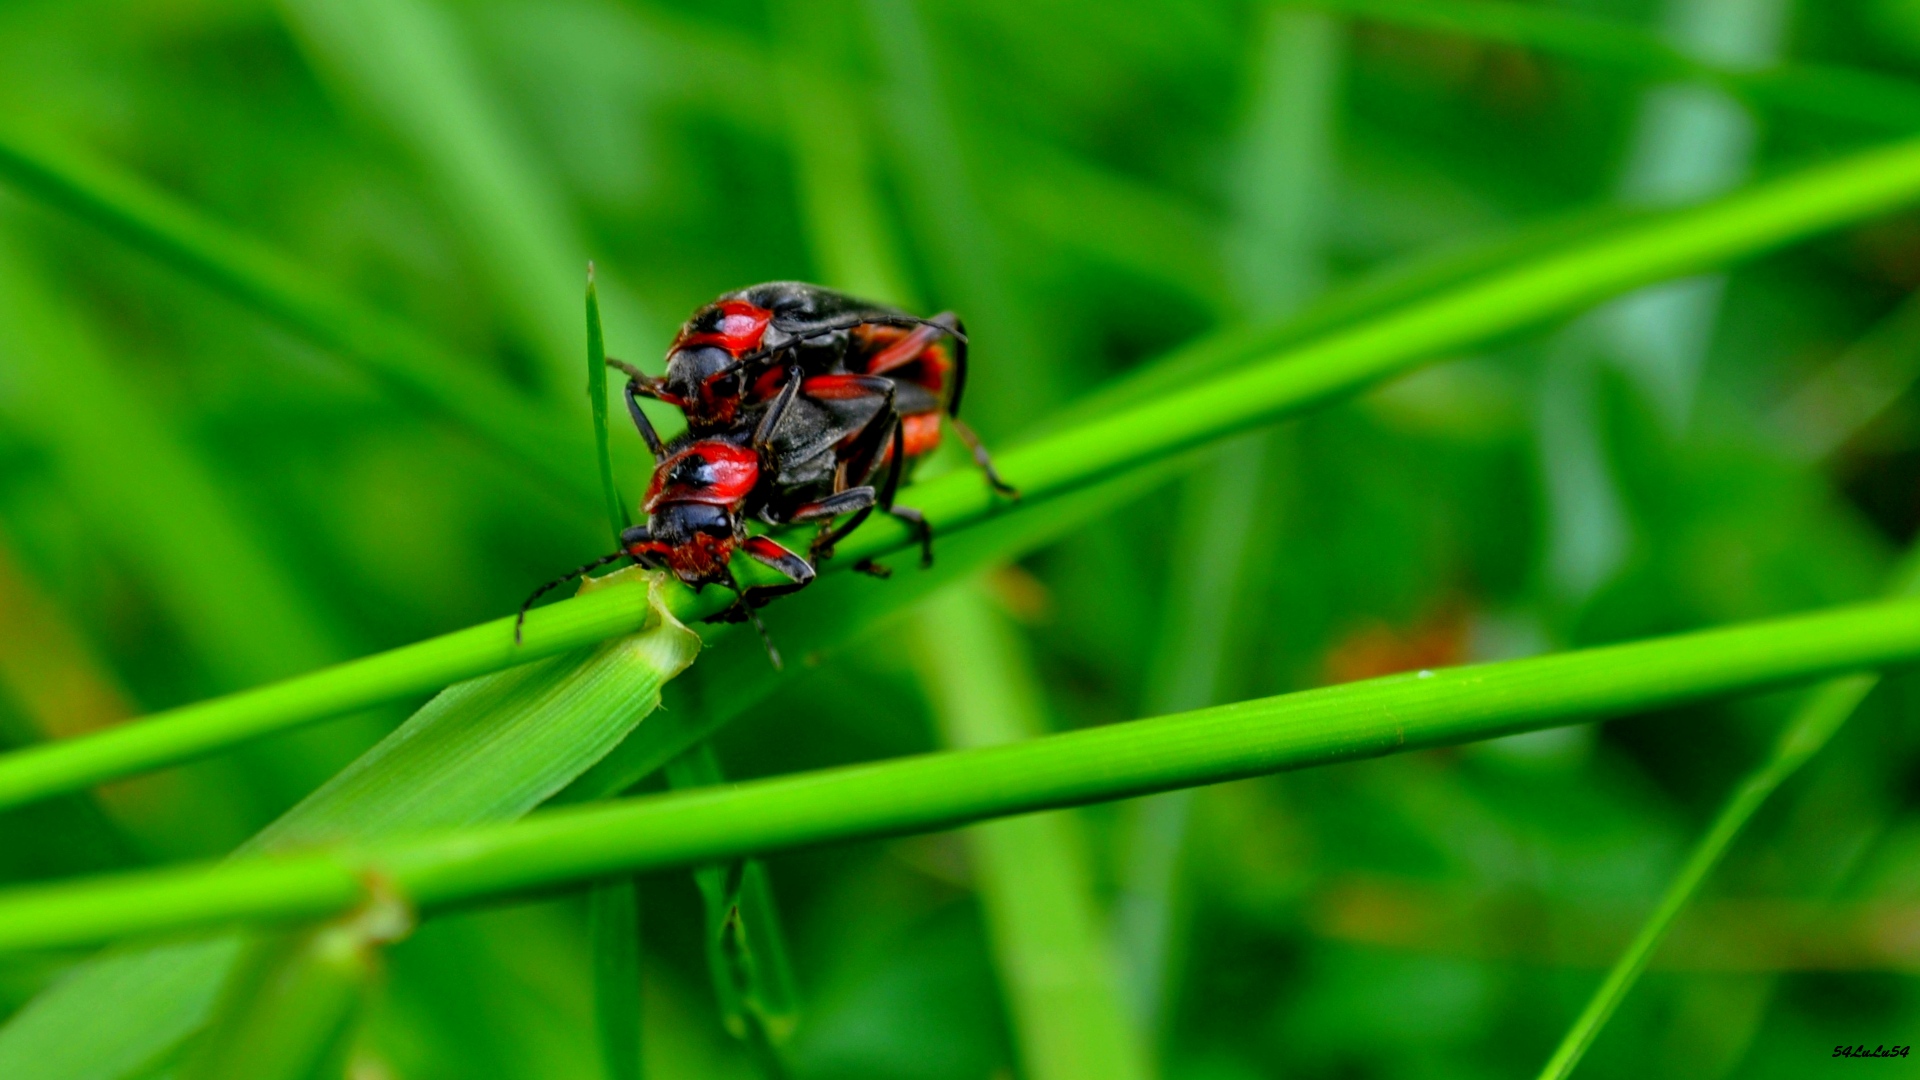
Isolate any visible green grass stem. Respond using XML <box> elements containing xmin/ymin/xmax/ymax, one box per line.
<box><xmin>4</xmin><ymin>592</ymin><xmax>1920</xmax><ymax>955</ymax></box>
<box><xmin>0</xmin><ymin>576</ymin><xmax>672</xmax><ymax>811</ymax></box>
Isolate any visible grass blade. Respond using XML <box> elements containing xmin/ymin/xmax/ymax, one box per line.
<box><xmin>7</xmin><ymin>590</ymin><xmax>1920</xmax><ymax>954</ymax></box>
<box><xmin>915</xmin><ymin>583</ymin><xmax>1149</xmax><ymax>1080</ymax></box>
<box><xmin>0</xmin><ymin>567</ymin><xmax>700</xmax><ymax>1079</ymax></box>
<box><xmin>10</xmin><ymin>135</ymin><xmax>1920</xmax><ymax>812</ymax></box>
<box><xmin>585</xmin><ymin>264</ymin><xmax>646</xmax><ymax>1080</ymax></box>
<box><xmin>1535</xmin><ymin>548</ymin><xmax>1920</xmax><ymax>1078</ymax></box>
<box><xmin>863</xmin><ymin>0</ymin><xmax>1053</xmax><ymax>421</ymax></box>
<box><xmin>589</xmin><ymin>879</ymin><xmax>645</xmax><ymax>1080</ymax></box>
<box><xmin>587</xmin><ymin>265</ymin><xmax>628</xmax><ymax>540</ymax></box>
<box><xmin>0</xmin><ymin>122</ymin><xmax>595</xmax><ymax>498</ymax></box>
<box><xmin>0</xmin><ymin>210</ymin><xmax>360</xmax><ymax>842</ymax></box>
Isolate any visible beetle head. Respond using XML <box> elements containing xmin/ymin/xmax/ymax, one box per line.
<box><xmin>662</xmin><ymin>345</ymin><xmax>748</xmax><ymax>425</ymax></box>
<box><xmin>630</xmin><ymin>501</ymin><xmax>738</xmax><ymax>588</ymax></box>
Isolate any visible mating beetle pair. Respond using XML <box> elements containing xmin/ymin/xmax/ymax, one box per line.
<box><xmin>518</xmin><ymin>282</ymin><xmax>1015</xmax><ymax>664</ymax></box>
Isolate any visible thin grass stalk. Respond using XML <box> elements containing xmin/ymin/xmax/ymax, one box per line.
<box><xmin>7</xmin><ymin>136</ymin><xmax>1920</xmax><ymax>812</ymax></box>
<box><xmin>1536</xmin><ymin>545</ymin><xmax>1920</xmax><ymax>1078</ymax></box>
<box><xmin>5</xmin><ymin>593</ymin><xmax>1920</xmax><ymax>954</ymax></box>
<box><xmin>1116</xmin><ymin>6</ymin><xmax>1343</xmax><ymax>1039</ymax></box>
<box><xmin>582</xmin><ymin>265</ymin><xmax>649</xmax><ymax>1080</ymax></box>
<box><xmin>915</xmin><ymin>583</ymin><xmax>1150</xmax><ymax>1080</ymax></box>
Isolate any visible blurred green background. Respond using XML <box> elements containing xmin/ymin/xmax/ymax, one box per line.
<box><xmin>4</xmin><ymin>0</ymin><xmax>1920</xmax><ymax>1075</ymax></box>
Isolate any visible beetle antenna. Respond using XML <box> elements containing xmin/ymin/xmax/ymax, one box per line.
<box><xmin>605</xmin><ymin>356</ymin><xmax>662</xmax><ymax>390</ymax></box>
<box><xmin>721</xmin><ymin>568</ymin><xmax>785</xmax><ymax>670</ymax></box>
<box><xmin>744</xmin><ymin>604</ymin><xmax>783</xmax><ymax>671</ymax></box>
<box><xmin>515</xmin><ymin>550</ymin><xmax>630</xmax><ymax>645</ymax></box>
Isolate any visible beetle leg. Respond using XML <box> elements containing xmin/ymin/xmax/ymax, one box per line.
<box><xmin>812</xmin><ymin>410</ymin><xmax>898</xmax><ymax>558</ymax></box>
<box><xmin>784</xmin><ymin>487</ymin><xmax>877</xmax><ymax>524</ymax></box>
<box><xmin>949</xmin><ymin>415</ymin><xmax>1018</xmax><ymax>497</ymax></box>
<box><xmin>622</xmin><ymin>378</ymin><xmax>667</xmax><ymax>462</ymax></box>
<box><xmin>752</xmin><ymin>365</ymin><xmax>805</xmax><ymax>453</ymax></box>
<box><xmin>874</xmin><ymin>421</ymin><xmax>934</xmax><ymax>568</ymax></box>
<box><xmin>714</xmin><ymin>564</ymin><xmax>786</xmax><ymax>669</ymax></box>
<box><xmin>773</xmin><ymin>486</ymin><xmax>880</xmax><ymax>562</ymax></box>
<box><xmin>709</xmin><ymin>537</ymin><xmax>820</xmax><ymax>669</ymax></box>
<box><xmin>740</xmin><ymin>535</ymin><xmax>817</xmax><ymax>592</ymax></box>
<box><xmin>819</xmin><ymin>377</ymin><xmax>899</xmax><ymax>484</ymax></box>
<box><xmin>932</xmin><ymin>313</ymin><xmax>970</xmax><ymax>416</ymax></box>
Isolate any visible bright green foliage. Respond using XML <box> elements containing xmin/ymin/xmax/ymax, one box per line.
<box><xmin>7</xmin><ymin>1</ymin><xmax>1920</xmax><ymax>1075</ymax></box>
<box><xmin>0</xmin><ymin>124</ymin><xmax>593</xmax><ymax>496</ymax></box>
<box><xmin>1308</xmin><ymin>0</ymin><xmax>1920</xmax><ymax>131</ymax></box>
<box><xmin>9</xmin><ymin>134</ymin><xmax>1920</xmax><ymax>814</ymax></box>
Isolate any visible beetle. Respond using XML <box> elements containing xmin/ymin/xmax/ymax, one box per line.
<box><xmin>515</xmin><ymin>371</ymin><xmax>913</xmax><ymax>667</ymax></box>
<box><xmin>615</xmin><ymin>281</ymin><xmax>1017</xmax><ymax>502</ymax></box>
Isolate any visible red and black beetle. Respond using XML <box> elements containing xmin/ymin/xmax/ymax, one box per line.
<box><xmin>516</xmin><ymin>366</ymin><xmax>917</xmax><ymax>666</ymax></box>
<box><xmin>518</xmin><ymin>283</ymin><xmax>1015</xmax><ymax>664</ymax></box>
